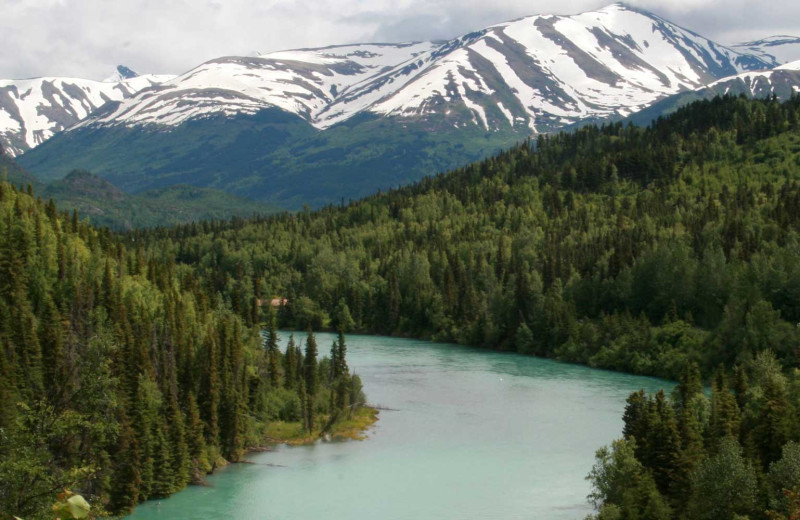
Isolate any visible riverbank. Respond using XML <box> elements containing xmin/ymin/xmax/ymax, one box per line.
<box><xmin>125</xmin><ymin>333</ymin><xmax>676</xmax><ymax>520</ymax></box>
<box><xmin>255</xmin><ymin>406</ymin><xmax>380</xmax><ymax>447</ymax></box>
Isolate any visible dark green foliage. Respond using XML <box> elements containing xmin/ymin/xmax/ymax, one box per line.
<box><xmin>303</xmin><ymin>330</ymin><xmax>319</xmax><ymax>432</ymax></box>
<box><xmin>688</xmin><ymin>436</ymin><xmax>759</xmax><ymax>520</ymax></box>
<box><xmin>0</xmin><ymin>164</ymin><xmax>277</xmax><ymax>231</ymax></box>
<box><xmin>283</xmin><ymin>333</ymin><xmax>300</xmax><ymax>391</ymax></box>
<box><xmin>676</xmin><ymin>362</ymin><xmax>702</xmax><ymax>410</ymax></box>
<box><xmin>586</xmin><ymin>438</ymin><xmax>672</xmax><ymax>520</ymax></box>
<box><xmin>707</xmin><ymin>375</ymin><xmax>742</xmax><ymax>452</ymax></box>
<box><xmin>608</xmin><ymin>353</ymin><xmax>800</xmax><ymax>519</ymax></box>
<box><xmin>264</xmin><ymin>306</ymin><xmax>281</xmax><ymax>388</ymax></box>
<box><xmin>127</xmin><ymin>95</ymin><xmax>800</xmax><ymax>380</ymax></box>
<box><xmin>767</xmin><ymin>442</ymin><xmax>800</xmax><ymax>515</ymax></box>
<box><xmin>38</xmin><ymin>172</ymin><xmax>278</xmax><ymax>231</ymax></box>
<box><xmin>6</xmin><ymin>94</ymin><xmax>800</xmax><ymax>518</ymax></box>
<box><xmin>0</xmin><ymin>182</ymin><xmax>360</xmax><ymax>519</ymax></box>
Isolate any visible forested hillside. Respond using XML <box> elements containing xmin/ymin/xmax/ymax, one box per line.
<box><xmin>0</xmin><ymin>146</ymin><xmax>276</xmax><ymax>230</ymax></box>
<box><xmin>133</xmin><ymin>95</ymin><xmax>800</xmax><ymax>380</ymax></box>
<box><xmin>0</xmin><ymin>183</ymin><xmax>364</xmax><ymax>519</ymax></box>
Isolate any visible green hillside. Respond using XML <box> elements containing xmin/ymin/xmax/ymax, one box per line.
<box><xmin>0</xmin><ymin>143</ymin><xmax>40</xmax><ymax>187</ymax></box>
<box><xmin>125</xmin><ymin>94</ymin><xmax>800</xmax><ymax>518</ymax></box>
<box><xmin>19</xmin><ymin>109</ymin><xmax>524</xmax><ymax>209</ymax></box>
<box><xmin>41</xmin><ymin>170</ymin><xmax>278</xmax><ymax>230</ymax></box>
<box><xmin>131</xmin><ymin>95</ymin><xmax>800</xmax><ymax>379</ymax></box>
<box><xmin>1</xmin><ymin>146</ymin><xmax>277</xmax><ymax>229</ymax></box>
<box><xmin>0</xmin><ymin>182</ymin><xmax>365</xmax><ymax>519</ymax></box>
<box><xmin>4</xmin><ymin>95</ymin><xmax>800</xmax><ymax>519</ymax></box>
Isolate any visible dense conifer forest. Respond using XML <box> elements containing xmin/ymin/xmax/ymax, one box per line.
<box><xmin>134</xmin><ymin>95</ymin><xmax>800</xmax><ymax>379</ymax></box>
<box><xmin>3</xmin><ymin>95</ymin><xmax>800</xmax><ymax>518</ymax></box>
<box><xmin>0</xmin><ymin>182</ymin><xmax>365</xmax><ymax>519</ymax></box>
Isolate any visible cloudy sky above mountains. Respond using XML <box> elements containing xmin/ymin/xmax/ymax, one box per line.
<box><xmin>1</xmin><ymin>0</ymin><xmax>796</xmax><ymax>80</ymax></box>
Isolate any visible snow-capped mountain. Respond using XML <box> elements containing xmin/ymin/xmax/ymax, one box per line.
<box><xmin>732</xmin><ymin>36</ymin><xmax>800</xmax><ymax>67</ymax></box>
<box><xmin>103</xmin><ymin>65</ymin><xmax>141</xmax><ymax>83</ymax></box>
<box><xmin>85</xmin><ymin>3</ymin><xmax>771</xmax><ymax>135</ymax></box>
<box><xmin>0</xmin><ymin>68</ymin><xmax>174</xmax><ymax>156</ymax></box>
<box><xmin>82</xmin><ymin>43</ymin><xmax>439</xmax><ymax>128</ymax></box>
<box><xmin>16</xmin><ymin>3</ymin><xmax>790</xmax><ymax>210</ymax></box>
<box><xmin>704</xmin><ymin>60</ymin><xmax>800</xmax><ymax>96</ymax></box>
<box><xmin>626</xmin><ymin>60</ymin><xmax>800</xmax><ymax>127</ymax></box>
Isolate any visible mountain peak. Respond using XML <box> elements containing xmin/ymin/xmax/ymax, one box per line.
<box><xmin>103</xmin><ymin>65</ymin><xmax>139</xmax><ymax>83</ymax></box>
<box><xmin>116</xmin><ymin>65</ymin><xmax>138</xmax><ymax>79</ymax></box>
<box><xmin>594</xmin><ymin>2</ymin><xmax>652</xmax><ymax>16</ymax></box>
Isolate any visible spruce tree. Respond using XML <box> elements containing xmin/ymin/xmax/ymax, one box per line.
<box><xmin>199</xmin><ymin>330</ymin><xmax>220</xmax><ymax>442</ymax></box>
<box><xmin>109</xmin><ymin>416</ymin><xmax>142</xmax><ymax>514</ymax></box>
<box><xmin>650</xmin><ymin>391</ymin><xmax>682</xmax><ymax>501</ymax></box>
<box><xmin>303</xmin><ymin>330</ymin><xmax>318</xmax><ymax>432</ymax></box>
<box><xmin>284</xmin><ymin>333</ymin><xmax>297</xmax><ymax>390</ymax></box>
<box><xmin>707</xmin><ymin>376</ymin><xmax>741</xmax><ymax>453</ymax></box>
<box><xmin>750</xmin><ymin>374</ymin><xmax>792</xmax><ymax>468</ymax></box>
<box><xmin>265</xmin><ymin>305</ymin><xmax>280</xmax><ymax>387</ymax></box>
<box><xmin>676</xmin><ymin>361</ymin><xmax>702</xmax><ymax>410</ymax></box>
<box><xmin>185</xmin><ymin>394</ymin><xmax>210</xmax><ymax>481</ymax></box>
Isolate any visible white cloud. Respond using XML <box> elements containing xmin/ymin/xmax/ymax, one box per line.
<box><xmin>0</xmin><ymin>0</ymin><xmax>797</xmax><ymax>80</ymax></box>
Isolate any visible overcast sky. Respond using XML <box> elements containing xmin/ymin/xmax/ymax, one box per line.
<box><xmin>1</xmin><ymin>0</ymin><xmax>798</xmax><ymax>80</ymax></box>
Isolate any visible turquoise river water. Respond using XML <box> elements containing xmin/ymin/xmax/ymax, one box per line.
<box><xmin>127</xmin><ymin>333</ymin><xmax>674</xmax><ymax>520</ymax></box>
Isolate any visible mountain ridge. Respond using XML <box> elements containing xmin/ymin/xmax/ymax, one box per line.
<box><xmin>625</xmin><ymin>60</ymin><xmax>800</xmax><ymax>126</ymax></box>
<box><xmin>0</xmin><ymin>71</ymin><xmax>175</xmax><ymax>156</ymax></box>
<box><xmin>16</xmin><ymin>2</ymin><xmax>800</xmax><ymax>210</ymax></box>
<box><xmin>76</xmin><ymin>3</ymin><xmax>775</xmax><ymax>135</ymax></box>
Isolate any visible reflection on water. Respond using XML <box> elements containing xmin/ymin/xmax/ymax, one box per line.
<box><xmin>128</xmin><ymin>333</ymin><xmax>674</xmax><ymax>520</ymax></box>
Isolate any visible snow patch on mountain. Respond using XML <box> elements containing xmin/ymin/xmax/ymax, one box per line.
<box><xmin>322</xmin><ymin>2</ymin><xmax>771</xmax><ymax>132</ymax></box>
<box><xmin>690</xmin><ymin>57</ymin><xmax>800</xmax><ymax>101</ymax></box>
<box><xmin>0</xmin><ymin>73</ymin><xmax>174</xmax><ymax>156</ymax></box>
<box><xmin>777</xmin><ymin>60</ymin><xmax>800</xmax><ymax>71</ymax></box>
<box><xmin>80</xmin><ymin>3</ymin><xmax>772</xmax><ymax>136</ymax></box>
<box><xmin>85</xmin><ymin>42</ymin><xmax>439</xmax><ymax>129</ymax></box>
<box><xmin>4</xmin><ymin>2</ymin><xmax>783</xmax><ymax>155</ymax></box>
<box><xmin>732</xmin><ymin>36</ymin><xmax>800</xmax><ymax>67</ymax></box>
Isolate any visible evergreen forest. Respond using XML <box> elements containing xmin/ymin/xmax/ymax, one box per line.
<box><xmin>0</xmin><ymin>181</ymin><xmax>365</xmax><ymax>519</ymax></box>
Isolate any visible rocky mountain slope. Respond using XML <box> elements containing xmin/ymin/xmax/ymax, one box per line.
<box><xmin>83</xmin><ymin>3</ymin><xmax>771</xmax><ymax>134</ymax></box>
<box><xmin>732</xmin><ymin>36</ymin><xmax>800</xmax><ymax>67</ymax></box>
<box><xmin>626</xmin><ymin>60</ymin><xmax>800</xmax><ymax>126</ymax></box>
<box><xmin>17</xmin><ymin>3</ymin><xmax>787</xmax><ymax>209</ymax></box>
<box><xmin>0</xmin><ymin>66</ymin><xmax>173</xmax><ymax>156</ymax></box>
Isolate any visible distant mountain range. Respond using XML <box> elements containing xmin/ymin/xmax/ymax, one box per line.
<box><xmin>0</xmin><ymin>66</ymin><xmax>174</xmax><ymax>156</ymax></box>
<box><xmin>627</xmin><ymin>60</ymin><xmax>800</xmax><ymax>126</ymax></box>
<box><xmin>6</xmin><ymin>3</ymin><xmax>800</xmax><ymax>209</ymax></box>
<box><xmin>731</xmin><ymin>36</ymin><xmax>800</xmax><ymax>66</ymax></box>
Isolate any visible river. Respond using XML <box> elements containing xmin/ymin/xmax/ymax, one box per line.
<box><xmin>127</xmin><ymin>333</ymin><xmax>674</xmax><ymax>520</ymax></box>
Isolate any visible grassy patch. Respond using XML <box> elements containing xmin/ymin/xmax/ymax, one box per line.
<box><xmin>329</xmin><ymin>407</ymin><xmax>380</xmax><ymax>441</ymax></box>
<box><xmin>257</xmin><ymin>406</ymin><xmax>379</xmax><ymax>446</ymax></box>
